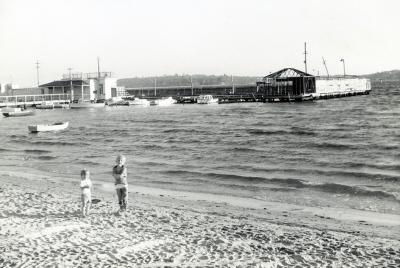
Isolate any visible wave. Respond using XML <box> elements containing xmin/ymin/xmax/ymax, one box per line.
<box><xmin>246</xmin><ymin>128</ymin><xmax>317</xmax><ymax>137</ymax></box>
<box><xmin>37</xmin><ymin>156</ymin><xmax>57</xmax><ymax>160</ymax></box>
<box><xmin>162</xmin><ymin>129</ymin><xmax>209</xmax><ymax>134</ymax></box>
<box><xmin>247</xmin><ymin>166</ymin><xmax>400</xmax><ymax>183</ymax></box>
<box><xmin>307</xmin><ymin>183</ymin><xmax>399</xmax><ymax>201</ymax></box>
<box><xmin>162</xmin><ymin>169</ymin><xmax>400</xmax><ymax>201</ymax></box>
<box><xmin>10</xmin><ymin>140</ymin><xmax>90</xmax><ymax>147</ymax></box>
<box><xmin>246</xmin><ymin>129</ymin><xmax>291</xmax><ymax>136</ymax></box>
<box><xmin>311</xmin><ymin>142</ymin><xmax>360</xmax><ymax>150</ymax></box>
<box><xmin>24</xmin><ymin>149</ymin><xmax>52</xmax><ymax>154</ymax></box>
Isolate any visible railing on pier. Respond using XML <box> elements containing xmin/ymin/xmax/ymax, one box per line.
<box><xmin>61</xmin><ymin>72</ymin><xmax>113</xmax><ymax>80</ymax></box>
<box><xmin>0</xmin><ymin>94</ymin><xmax>70</xmax><ymax>107</ymax></box>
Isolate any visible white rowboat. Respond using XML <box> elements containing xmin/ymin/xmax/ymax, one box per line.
<box><xmin>28</xmin><ymin>121</ymin><xmax>69</xmax><ymax>133</ymax></box>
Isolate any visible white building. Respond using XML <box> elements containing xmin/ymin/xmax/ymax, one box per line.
<box><xmin>40</xmin><ymin>72</ymin><xmax>124</xmax><ymax>101</ymax></box>
<box><xmin>315</xmin><ymin>77</ymin><xmax>371</xmax><ymax>96</ymax></box>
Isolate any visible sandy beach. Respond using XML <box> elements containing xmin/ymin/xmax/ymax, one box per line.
<box><xmin>0</xmin><ymin>173</ymin><xmax>399</xmax><ymax>268</ymax></box>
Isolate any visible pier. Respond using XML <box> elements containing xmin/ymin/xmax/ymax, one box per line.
<box><xmin>0</xmin><ymin>94</ymin><xmax>70</xmax><ymax>108</ymax></box>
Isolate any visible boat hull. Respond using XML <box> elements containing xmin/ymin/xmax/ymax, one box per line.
<box><xmin>197</xmin><ymin>95</ymin><xmax>219</xmax><ymax>104</ymax></box>
<box><xmin>3</xmin><ymin>110</ymin><xmax>35</xmax><ymax>117</ymax></box>
<box><xmin>70</xmin><ymin>102</ymin><xmax>105</xmax><ymax>108</ymax></box>
<box><xmin>28</xmin><ymin>122</ymin><xmax>69</xmax><ymax>133</ymax></box>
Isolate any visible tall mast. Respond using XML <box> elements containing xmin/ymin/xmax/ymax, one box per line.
<box><xmin>97</xmin><ymin>57</ymin><xmax>100</xmax><ymax>78</ymax></box>
<box><xmin>322</xmin><ymin>57</ymin><xmax>330</xmax><ymax>78</ymax></box>
<box><xmin>340</xmin><ymin>58</ymin><xmax>346</xmax><ymax>78</ymax></box>
<box><xmin>304</xmin><ymin>42</ymin><xmax>308</xmax><ymax>73</ymax></box>
<box><xmin>68</xmin><ymin>67</ymin><xmax>73</xmax><ymax>101</ymax></box>
<box><xmin>154</xmin><ymin>77</ymin><xmax>157</xmax><ymax>96</ymax></box>
<box><xmin>35</xmin><ymin>60</ymin><xmax>40</xmax><ymax>86</ymax></box>
<box><xmin>190</xmin><ymin>75</ymin><xmax>193</xmax><ymax>96</ymax></box>
<box><xmin>231</xmin><ymin>75</ymin><xmax>235</xmax><ymax>94</ymax></box>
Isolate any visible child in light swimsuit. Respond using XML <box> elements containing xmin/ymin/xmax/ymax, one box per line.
<box><xmin>80</xmin><ymin>169</ymin><xmax>92</xmax><ymax>217</ymax></box>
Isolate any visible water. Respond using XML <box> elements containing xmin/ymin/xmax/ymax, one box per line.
<box><xmin>1</xmin><ymin>84</ymin><xmax>400</xmax><ymax>214</ymax></box>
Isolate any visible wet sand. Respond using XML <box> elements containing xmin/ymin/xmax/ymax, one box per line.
<box><xmin>0</xmin><ymin>175</ymin><xmax>399</xmax><ymax>267</ymax></box>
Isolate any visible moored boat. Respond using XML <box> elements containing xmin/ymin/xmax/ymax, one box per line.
<box><xmin>150</xmin><ymin>97</ymin><xmax>176</xmax><ymax>106</ymax></box>
<box><xmin>70</xmin><ymin>99</ymin><xmax>105</xmax><ymax>108</ymax></box>
<box><xmin>53</xmin><ymin>103</ymin><xmax>70</xmax><ymax>109</ymax></box>
<box><xmin>128</xmin><ymin>98</ymin><xmax>150</xmax><ymax>106</ymax></box>
<box><xmin>197</xmin><ymin>95</ymin><xmax>219</xmax><ymax>104</ymax></box>
<box><xmin>28</xmin><ymin>121</ymin><xmax>69</xmax><ymax>133</ymax></box>
<box><xmin>3</xmin><ymin>109</ymin><xmax>35</xmax><ymax>117</ymax></box>
<box><xmin>36</xmin><ymin>101</ymin><xmax>55</xmax><ymax>109</ymax></box>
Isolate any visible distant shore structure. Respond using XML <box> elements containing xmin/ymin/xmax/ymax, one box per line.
<box><xmin>125</xmin><ymin>68</ymin><xmax>371</xmax><ymax>102</ymax></box>
<box><xmin>0</xmin><ymin>67</ymin><xmax>371</xmax><ymax>107</ymax></box>
<box><xmin>39</xmin><ymin>71</ymin><xmax>125</xmax><ymax>102</ymax></box>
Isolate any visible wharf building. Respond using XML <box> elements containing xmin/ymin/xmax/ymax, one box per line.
<box><xmin>125</xmin><ymin>68</ymin><xmax>370</xmax><ymax>101</ymax></box>
<box><xmin>39</xmin><ymin>72</ymin><xmax>125</xmax><ymax>102</ymax></box>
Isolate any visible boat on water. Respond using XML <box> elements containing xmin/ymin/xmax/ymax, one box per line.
<box><xmin>150</xmin><ymin>97</ymin><xmax>176</xmax><ymax>106</ymax></box>
<box><xmin>28</xmin><ymin>121</ymin><xmax>69</xmax><ymax>133</ymax></box>
<box><xmin>3</xmin><ymin>109</ymin><xmax>35</xmax><ymax>117</ymax></box>
<box><xmin>70</xmin><ymin>99</ymin><xmax>105</xmax><ymax>109</ymax></box>
<box><xmin>53</xmin><ymin>103</ymin><xmax>70</xmax><ymax>109</ymax></box>
<box><xmin>106</xmin><ymin>97</ymin><xmax>129</xmax><ymax>106</ymax></box>
<box><xmin>197</xmin><ymin>95</ymin><xmax>219</xmax><ymax>104</ymax></box>
<box><xmin>36</xmin><ymin>101</ymin><xmax>54</xmax><ymax>109</ymax></box>
<box><xmin>128</xmin><ymin>98</ymin><xmax>150</xmax><ymax>106</ymax></box>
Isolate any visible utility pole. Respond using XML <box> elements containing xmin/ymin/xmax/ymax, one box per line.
<box><xmin>322</xmin><ymin>57</ymin><xmax>330</xmax><ymax>78</ymax></box>
<box><xmin>97</xmin><ymin>57</ymin><xmax>100</xmax><ymax>78</ymax></box>
<box><xmin>154</xmin><ymin>77</ymin><xmax>157</xmax><ymax>96</ymax></box>
<box><xmin>231</xmin><ymin>75</ymin><xmax>235</xmax><ymax>94</ymax></box>
<box><xmin>35</xmin><ymin>60</ymin><xmax>40</xmax><ymax>87</ymax></box>
<box><xmin>190</xmin><ymin>75</ymin><xmax>193</xmax><ymax>96</ymax></box>
<box><xmin>340</xmin><ymin>58</ymin><xmax>346</xmax><ymax>78</ymax></box>
<box><xmin>304</xmin><ymin>42</ymin><xmax>308</xmax><ymax>73</ymax></box>
<box><xmin>68</xmin><ymin>67</ymin><xmax>73</xmax><ymax>101</ymax></box>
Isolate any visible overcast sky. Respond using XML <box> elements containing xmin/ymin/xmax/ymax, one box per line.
<box><xmin>0</xmin><ymin>0</ymin><xmax>399</xmax><ymax>87</ymax></box>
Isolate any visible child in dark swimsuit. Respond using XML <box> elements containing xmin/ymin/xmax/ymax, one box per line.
<box><xmin>112</xmin><ymin>155</ymin><xmax>128</xmax><ymax>213</ymax></box>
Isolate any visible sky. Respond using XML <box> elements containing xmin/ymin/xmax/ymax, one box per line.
<box><xmin>0</xmin><ymin>0</ymin><xmax>399</xmax><ymax>87</ymax></box>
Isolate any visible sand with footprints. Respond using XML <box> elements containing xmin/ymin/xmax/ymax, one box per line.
<box><xmin>0</xmin><ymin>175</ymin><xmax>400</xmax><ymax>267</ymax></box>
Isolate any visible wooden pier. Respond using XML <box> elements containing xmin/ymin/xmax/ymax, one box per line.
<box><xmin>0</xmin><ymin>94</ymin><xmax>70</xmax><ymax>108</ymax></box>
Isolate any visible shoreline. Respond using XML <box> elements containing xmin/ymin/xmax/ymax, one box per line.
<box><xmin>1</xmin><ymin>173</ymin><xmax>399</xmax><ymax>267</ymax></box>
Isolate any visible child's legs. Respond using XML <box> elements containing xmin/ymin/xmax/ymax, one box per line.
<box><xmin>116</xmin><ymin>189</ymin><xmax>122</xmax><ymax>205</ymax></box>
<box><xmin>81</xmin><ymin>193</ymin><xmax>90</xmax><ymax>215</ymax></box>
<box><xmin>85</xmin><ymin>199</ymin><xmax>91</xmax><ymax>215</ymax></box>
<box><xmin>120</xmin><ymin>188</ymin><xmax>128</xmax><ymax>210</ymax></box>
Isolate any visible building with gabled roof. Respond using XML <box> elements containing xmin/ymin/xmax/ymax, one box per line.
<box><xmin>256</xmin><ymin>68</ymin><xmax>316</xmax><ymax>98</ymax></box>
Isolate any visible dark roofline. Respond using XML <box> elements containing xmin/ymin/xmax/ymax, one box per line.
<box><xmin>40</xmin><ymin>79</ymin><xmax>89</xmax><ymax>87</ymax></box>
<box><xmin>265</xmin><ymin>68</ymin><xmax>314</xmax><ymax>79</ymax></box>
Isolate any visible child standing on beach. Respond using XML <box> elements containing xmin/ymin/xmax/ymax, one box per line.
<box><xmin>80</xmin><ymin>169</ymin><xmax>92</xmax><ymax>217</ymax></box>
<box><xmin>113</xmin><ymin>155</ymin><xmax>128</xmax><ymax>213</ymax></box>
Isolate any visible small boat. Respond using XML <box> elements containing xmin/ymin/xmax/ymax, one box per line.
<box><xmin>106</xmin><ymin>97</ymin><xmax>128</xmax><ymax>106</ymax></box>
<box><xmin>28</xmin><ymin>121</ymin><xmax>69</xmax><ymax>133</ymax></box>
<box><xmin>197</xmin><ymin>95</ymin><xmax>219</xmax><ymax>104</ymax></box>
<box><xmin>70</xmin><ymin>99</ymin><xmax>105</xmax><ymax>108</ymax></box>
<box><xmin>128</xmin><ymin>98</ymin><xmax>150</xmax><ymax>106</ymax></box>
<box><xmin>1</xmin><ymin>107</ymin><xmax>21</xmax><ymax>113</ymax></box>
<box><xmin>150</xmin><ymin>97</ymin><xmax>176</xmax><ymax>106</ymax></box>
<box><xmin>36</xmin><ymin>101</ymin><xmax>54</xmax><ymax>109</ymax></box>
<box><xmin>3</xmin><ymin>109</ymin><xmax>35</xmax><ymax>117</ymax></box>
<box><xmin>53</xmin><ymin>103</ymin><xmax>70</xmax><ymax>109</ymax></box>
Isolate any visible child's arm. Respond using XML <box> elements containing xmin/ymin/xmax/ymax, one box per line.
<box><xmin>120</xmin><ymin>167</ymin><xmax>128</xmax><ymax>185</ymax></box>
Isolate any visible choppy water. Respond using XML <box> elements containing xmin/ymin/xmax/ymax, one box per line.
<box><xmin>1</xmin><ymin>83</ymin><xmax>400</xmax><ymax>214</ymax></box>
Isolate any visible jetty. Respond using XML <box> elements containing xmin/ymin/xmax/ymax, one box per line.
<box><xmin>0</xmin><ymin>94</ymin><xmax>70</xmax><ymax>108</ymax></box>
<box><xmin>126</xmin><ymin>68</ymin><xmax>371</xmax><ymax>103</ymax></box>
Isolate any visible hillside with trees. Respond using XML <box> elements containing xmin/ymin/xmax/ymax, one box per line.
<box><xmin>118</xmin><ymin>74</ymin><xmax>259</xmax><ymax>88</ymax></box>
<box><xmin>117</xmin><ymin>70</ymin><xmax>400</xmax><ymax>88</ymax></box>
<box><xmin>363</xmin><ymin>70</ymin><xmax>400</xmax><ymax>81</ymax></box>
